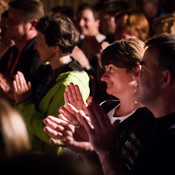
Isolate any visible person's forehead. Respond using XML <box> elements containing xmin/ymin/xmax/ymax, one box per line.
<box><xmin>9</xmin><ymin>9</ymin><xmax>25</xmax><ymax>21</ymax></box>
<box><xmin>80</xmin><ymin>9</ymin><xmax>95</xmax><ymax>18</ymax></box>
<box><xmin>9</xmin><ymin>9</ymin><xmax>21</xmax><ymax>17</ymax></box>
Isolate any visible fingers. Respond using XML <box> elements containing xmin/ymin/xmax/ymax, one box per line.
<box><xmin>87</xmin><ymin>103</ymin><xmax>111</xmax><ymax>129</ymax></box>
<box><xmin>44</xmin><ymin>126</ymin><xmax>63</xmax><ymax>139</ymax></box>
<box><xmin>43</xmin><ymin>116</ymin><xmax>75</xmax><ymax>138</ymax></box>
<box><xmin>64</xmin><ymin>91</ymin><xmax>69</xmax><ymax>104</ymax></box>
<box><xmin>86</xmin><ymin>103</ymin><xmax>101</xmax><ymax>130</ymax></box>
<box><xmin>86</xmin><ymin>96</ymin><xmax>93</xmax><ymax>105</ymax></box>
<box><xmin>64</xmin><ymin>83</ymin><xmax>84</xmax><ymax>110</ymax></box>
<box><xmin>66</xmin><ymin>83</ymin><xmax>80</xmax><ymax>102</ymax></box>
<box><xmin>79</xmin><ymin>111</ymin><xmax>94</xmax><ymax>136</ymax></box>
<box><xmin>59</xmin><ymin>105</ymin><xmax>79</xmax><ymax>125</ymax></box>
<box><xmin>14</xmin><ymin>71</ymin><xmax>27</xmax><ymax>90</ymax></box>
<box><xmin>13</xmin><ymin>71</ymin><xmax>31</xmax><ymax>94</ymax></box>
<box><xmin>0</xmin><ymin>76</ymin><xmax>11</xmax><ymax>92</ymax></box>
<box><xmin>74</xmin><ymin>84</ymin><xmax>83</xmax><ymax>101</ymax></box>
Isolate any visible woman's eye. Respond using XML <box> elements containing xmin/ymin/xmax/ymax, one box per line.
<box><xmin>109</xmin><ymin>66</ymin><xmax>114</xmax><ymax>71</ymax></box>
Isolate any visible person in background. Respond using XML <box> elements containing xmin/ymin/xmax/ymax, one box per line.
<box><xmin>75</xmin><ymin>2</ymin><xmax>109</xmax><ymax>104</ymax></box>
<box><xmin>152</xmin><ymin>13</ymin><xmax>175</xmax><ymax>35</ymax></box>
<box><xmin>76</xmin><ymin>2</ymin><xmax>106</xmax><ymax>72</ymax></box>
<box><xmin>50</xmin><ymin>5</ymin><xmax>90</xmax><ymax>71</ymax></box>
<box><xmin>115</xmin><ymin>10</ymin><xmax>150</xmax><ymax>42</ymax></box>
<box><xmin>0</xmin><ymin>10</ymin><xmax>15</xmax><ymax>59</ymax></box>
<box><xmin>9</xmin><ymin>13</ymin><xmax>90</xmax><ymax>155</ymax></box>
<box><xmin>0</xmin><ymin>98</ymin><xmax>30</xmax><ymax>158</ymax></box>
<box><xmin>96</xmin><ymin>0</ymin><xmax>129</xmax><ymax>44</ymax></box>
<box><xmin>0</xmin><ymin>0</ymin><xmax>10</xmax><ymax>58</ymax></box>
<box><xmin>136</xmin><ymin>0</ymin><xmax>165</xmax><ymax>36</ymax></box>
<box><xmin>0</xmin><ymin>0</ymin><xmax>44</xmax><ymax>102</ymax></box>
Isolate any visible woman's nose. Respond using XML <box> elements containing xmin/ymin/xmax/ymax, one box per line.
<box><xmin>101</xmin><ymin>72</ymin><xmax>109</xmax><ymax>81</ymax></box>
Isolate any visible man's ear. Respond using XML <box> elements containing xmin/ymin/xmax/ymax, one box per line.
<box><xmin>161</xmin><ymin>70</ymin><xmax>172</xmax><ymax>88</ymax></box>
<box><xmin>95</xmin><ymin>19</ymin><xmax>100</xmax><ymax>28</ymax></box>
<box><xmin>31</xmin><ymin>19</ymin><xmax>38</xmax><ymax>29</ymax></box>
<box><xmin>52</xmin><ymin>45</ymin><xmax>60</xmax><ymax>53</ymax></box>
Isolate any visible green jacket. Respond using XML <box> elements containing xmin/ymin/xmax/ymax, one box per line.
<box><xmin>16</xmin><ymin>71</ymin><xmax>90</xmax><ymax>154</ymax></box>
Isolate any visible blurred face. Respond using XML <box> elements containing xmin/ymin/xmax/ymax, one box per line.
<box><xmin>35</xmin><ymin>31</ymin><xmax>55</xmax><ymax>63</ymax></box>
<box><xmin>78</xmin><ymin>9</ymin><xmax>99</xmax><ymax>36</ymax></box>
<box><xmin>138</xmin><ymin>0</ymin><xmax>158</xmax><ymax>19</ymax></box>
<box><xmin>101</xmin><ymin>64</ymin><xmax>136</xmax><ymax>98</ymax></box>
<box><xmin>134</xmin><ymin>46</ymin><xmax>162</xmax><ymax>105</ymax></box>
<box><xmin>100</xmin><ymin>14</ymin><xmax>116</xmax><ymax>35</ymax></box>
<box><xmin>115</xmin><ymin>16</ymin><xmax>136</xmax><ymax>40</ymax></box>
<box><xmin>6</xmin><ymin>9</ymin><xmax>31</xmax><ymax>41</ymax></box>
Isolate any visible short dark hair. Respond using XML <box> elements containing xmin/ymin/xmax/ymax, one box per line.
<box><xmin>77</xmin><ymin>3</ymin><xmax>99</xmax><ymax>20</ymax></box>
<box><xmin>9</xmin><ymin>0</ymin><xmax>44</xmax><ymax>22</ymax></box>
<box><xmin>146</xmin><ymin>33</ymin><xmax>175</xmax><ymax>78</ymax></box>
<box><xmin>95</xmin><ymin>0</ymin><xmax>129</xmax><ymax>16</ymax></box>
<box><xmin>36</xmin><ymin>13</ymin><xmax>80</xmax><ymax>54</ymax></box>
<box><xmin>101</xmin><ymin>38</ymin><xmax>145</xmax><ymax>73</ymax></box>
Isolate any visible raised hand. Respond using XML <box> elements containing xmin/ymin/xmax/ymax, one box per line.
<box><xmin>13</xmin><ymin>71</ymin><xmax>32</xmax><ymax>103</ymax></box>
<box><xmin>80</xmin><ymin>102</ymin><xmax>118</xmax><ymax>155</ymax></box>
<box><xmin>43</xmin><ymin>115</ymin><xmax>92</xmax><ymax>153</ymax></box>
<box><xmin>59</xmin><ymin>103</ymin><xmax>91</xmax><ymax>128</ymax></box>
<box><xmin>64</xmin><ymin>83</ymin><xmax>86</xmax><ymax>111</ymax></box>
<box><xmin>0</xmin><ymin>73</ymin><xmax>14</xmax><ymax>99</ymax></box>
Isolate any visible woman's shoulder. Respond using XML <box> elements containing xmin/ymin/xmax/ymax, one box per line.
<box><xmin>100</xmin><ymin>99</ymin><xmax>120</xmax><ymax>113</ymax></box>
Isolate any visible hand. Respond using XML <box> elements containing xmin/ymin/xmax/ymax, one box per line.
<box><xmin>100</xmin><ymin>41</ymin><xmax>110</xmax><ymax>53</ymax></box>
<box><xmin>0</xmin><ymin>73</ymin><xmax>14</xmax><ymax>99</ymax></box>
<box><xmin>71</xmin><ymin>46</ymin><xmax>90</xmax><ymax>68</ymax></box>
<box><xmin>80</xmin><ymin>102</ymin><xmax>119</xmax><ymax>156</ymax></box>
<box><xmin>59</xmin><ymin>103</ymin><xmax>91</xmax><ymax>129</ymax></box>
<box><xmin>64</xmin><ymin>83</ymin><xmax>86</xmax><ymax>111</ymax></box>
<box><xmin>43</xmin><ymin>115</ymin><xmax>92</xmax><ymax>153</ymax></box>
<box><xmin>13</xmin><ymin>71</ymin><xmax>32</xmax><ymax>103</ymax></box>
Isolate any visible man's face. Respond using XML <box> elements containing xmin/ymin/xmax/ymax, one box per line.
<box><xmin>77</xmin><ymin>9</ymin><xmax>99</xmax><ymax>36</ymax></box>
<box><xmin>134</xmin><ymin>46</ymin><xmax>162</xmax><ymax>106</ymax></box>
<box><xmin>6</xmin><ymin>9</ymin><xmax>31</xmax><ymax>41</ymax></box>
<box><xmin>100</xmin><ymin>14</ymin><xmax>116</xmax><ymax>35</ymax></box>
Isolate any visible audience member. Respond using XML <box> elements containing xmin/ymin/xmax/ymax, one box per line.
<box><xmin>11</xmin><ymin>13</ymin><xmax>90</xmax><ymax>154</ymax></box>
<box><xmin>115</xmin><ymin>10</ymin><xmax>150</xmax><ymax>42</ymax></box>
<box><xmin>51</xmin><ymin>5</ymin><xmax>74</xmax><ymax>21</ymax></box>
<box><xmin>0</xmin><ymin>0</ymin><xmax>9</xmax><ymax>45</ymax></box>
<box><xmin>0</xmin><ymin>10</ymin><xmax>15</xmax><ymax>59</ymax></box>
<box><xmin>50</xmin><ymin>5</ymin><xmax>90</xmax><ymax>70</ymax></box>
<box><xmin>136</xmin><ymin>0</ymin><xmax>165</xmax><ymax>36</ymax></box>
<box><xmin>0</xmin><ymin>98</ymin><xmax>30</xmax><ymax>158</ymax></box>
<box><xmin>96</xmin><ymin>0</ymin><xmax>129</xmax><ymax>44</ymax></box>
<box><xmin>0</xmin><ymin>0</ymin><xmax>8</xmax><ymax>20</ymax></box>
<box><xmin>43</xmin><ymin>38</ymin><xmax>154</xmax><ymax>172</ymax></box>
<box><xmin>0</xmin><ymin>0</ymin><xmax>44</xmax><ymax>101</ymax></box>
<box><xmin>152</xmin><ymin>13</ymin><xmax>175</xmax><ymax>35</ymax></box>
<box><xmin>75</xmin><ymin>2</ymin><xmax>110</xmax><ymax>103</ymax></box>
<box><xmin>131</xmin><ymin>33</ymin><xmax>175</xmax><ymax>175</ymax></box>
<box><xmin>66</xmin><ymin>33</ymin><xmax>175</xmax><ymax>175</ymax></box>
<box><xmin>76</xmin><ymin>2</ymin><xmax>106</xmax><ymax>72</ymax></box>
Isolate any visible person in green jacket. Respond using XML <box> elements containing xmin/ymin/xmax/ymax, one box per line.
<box><xmin>12</xmin><ymin>13</ymin><xmax>90</xmax><ymax>154</ymax></box>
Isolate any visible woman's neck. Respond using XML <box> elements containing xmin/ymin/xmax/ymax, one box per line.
<box><xmin>50</xmin><ymin>54</ymin><xmax>71</xmax><ymax>70</ymax></box>
<box><xmin>114</xmin><ymin>98</ymin><xmax>141</xmax><ymax>117</ymax></box>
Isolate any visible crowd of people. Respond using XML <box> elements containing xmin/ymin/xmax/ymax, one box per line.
<box><xmin>0</xmin><ymin>0</ymin><xmax>175</xmax><ymax>174</ymax></box>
